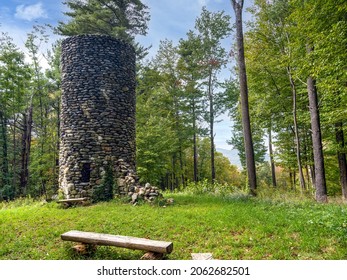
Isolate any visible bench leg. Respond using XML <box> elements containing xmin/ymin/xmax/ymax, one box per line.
<box><xmin>72</xmin><ymin>243</ymin><xmax>96</xmax><ymax>255</ymax></box>
<box><xmin>141</xmin><ymin>252</ymin><xmax>164</xmax><ymax>260</ymax></box>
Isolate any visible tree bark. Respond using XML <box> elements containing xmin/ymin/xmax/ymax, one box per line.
<box><xmin>0</xmin><ymin>110</ymin><xmax>10</xmax><ymax>187</ymax></box>
<box><xmin>192</xmin><ymin>100</ymin><xmax>198</xmax><ymax>183</ymax></box>
<box><xmin>287</xmin><ymin>67</ymin><xmax>306</xmax><ymax>190</ymax></box>
<box><xmin>208</xmin><ymin>69</ymin><xmax>216</xmax><ymax>183</ymax></box>
<box><xmin>268</xmin><ymin>127</ymin><xmax>277</xmax><ymax>187</ymax></box>
<box><xmin>335</xmin><ymin>122</ymin><xmax>347</xmax><ymax>202</ymax></box>
<box><xmin>20</xmin><ymin>104</ymin><xmax>33</xmax><ymax>196</ymax></box>
<box><xmin>231</xmin><ymin>0</ymin><xmax>257</xmax><ymax>195</ymax></box>
<box><xmin>307</xmin><ymin>77</ymin><xmax>327</xmax><ymax>202</ymax></box>
<box><xmin>12</xmin><ymin>115</ymin><xmax>17</xmax><ymax>193</ymax></box>
<box><xmin>310</xmin><ymin>164</ymin><xmax>316</xmax><ymax>189</ymax></box>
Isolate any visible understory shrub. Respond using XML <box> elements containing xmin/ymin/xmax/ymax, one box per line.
<box><xmin>92</xmin><ymin>165</ymin><xmax>116</xmax><ymax>202</ymax></box>
<box><xmin>183</xmin><ymin>179</ymin><xmax>242</xmax><ymax>197</ymax></box>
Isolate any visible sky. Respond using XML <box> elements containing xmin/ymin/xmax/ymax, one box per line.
<box><xmin>0</xmin><ymin>0</ymin><xmax>255</xmax><ymax>161</ymax></box>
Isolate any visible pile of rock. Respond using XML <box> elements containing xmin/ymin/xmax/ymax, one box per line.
<box><xmin>115</xmin><ymin>159</ymin><xmax>163</xmax><ymax>204</ymax></box>
<box><xmin>115</xmin><ymin>159</ymin><xmax>138</xmax><ymax>196</ymax></box>
<box><xmin>129</xmin><ymin>184</ymin><xmax>162</xmax><ymax>204</ymax></box>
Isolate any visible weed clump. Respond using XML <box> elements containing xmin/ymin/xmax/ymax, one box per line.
<box><xmin>92</xmin><ymin>165</ymin><xmax>116</xmax><ymax>203</ymax></box>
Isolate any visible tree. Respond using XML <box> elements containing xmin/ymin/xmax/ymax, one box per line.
<box><xmin>194</xmin><ymin>7</ymin><xmax>232</xmax><ymax>183</ymax></box>
<box><xmin>231</xmin><ymin>0</ymin><xmax>257</xmax><ymax>195</ymax></box>
<box><xmin>243</xmin><ymin>0</ymin><xmax>347</xmax><ymax>202</ymax></box>
<box><xmin>307</xmin><ymin>71</ymin><xmax>327</xmax><ymax>202</ymax></box>
<box><xmin>136</xmin><ymin>66</ymin><xmax>180</xmax><ymax>188</ymax></box>
<box><xmin>57</xmin><ymin>0</ymin><xmax>150</xmax><ymax>58</ymax></box>
<box><xmin>151</xmin><ymin>39</ymin><xmax>193</xmax><ymax>188</ymax></box>
<box><xmin>178</xmin><ymin>31</ymin><xmax>205</xmax><ymax>183</ymax></box>
<box><xmin>44</xmin><ymin>40</ymin><xmax>62</xmax><ymax>197</ymax></box>
<box><xmin>244</xmin><ymin>0</ymin><xmax>314</xmax><ymax>192</ymax></box>
<box><xmin>227</xmin><ymin>101</ymin><xmax>267</xmax><ymax>170</ymax></box>
<box><xmin>184</xmin><ymin>137</ymin><xmax>242</xmax><ymax>186</ymax></box>
<box><xmin>0</xmin><ymin>32</ymin><xmax>31</xmax><ymax>199</ymax></box>
<box><xmin>289</xmin><ymin>0</ymin><xmax>332</xmax><ymax>202</ymax></box>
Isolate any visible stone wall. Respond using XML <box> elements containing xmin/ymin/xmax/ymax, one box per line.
<box><xmin>59</xmin><ymin>35</ymin><xmax>136</xmax><ymax>199</ymax></box>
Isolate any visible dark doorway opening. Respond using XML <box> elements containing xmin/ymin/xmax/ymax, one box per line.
<box><xmin>81</xmin><ymin>163</ymin><xmax>91</xmax><ymax>182</ymax></box>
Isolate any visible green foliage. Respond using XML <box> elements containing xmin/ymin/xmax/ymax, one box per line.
<box><xmin>0</xmin><ymin>185</ymin><xmax>14</xmax><ymax>201</ymax></box>
<box><xmin>56</xmin><ymin>0</ymin><xmax>150</xmax><ymax>58</ymax></box>
<box><xmin>92</xmin><ymin>165</ymin><xmax>116</xmax><ymax>202</ymax></box>
<box><xmin>24</xmin><ymin>26</ymin><xmax>60</xmax><ymax>199</ymax></box>
<box><xmin>136</xmin><ymin>8</ymin><xmax>234</xmax><ymax>188</ymax></box>
<box><xmin>243</xmin><ymin>0</ymin><xmax>347</xmax><ymax>196</ymax></box>
<box><xmin>184</xmin><ymin>137</ymin><xmax>242</xmax><ymax>186</ymax></box>
<box><xmin>57</xmin><ymin>0</ymin><xmax>149</xmax><ymax>40</ymax></box>
<box><xmin>0</xmin><ymin>32</ymin><xmax>32</xmax><ymax>198</ymax></box>
<box><xmin>183</xmin><ymin>179</ymin><xmax>243</xmax><ymax>197</ymax></box>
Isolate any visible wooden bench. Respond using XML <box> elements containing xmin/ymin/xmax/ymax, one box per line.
<box><xmin>57</xmin><ymin>198</ymin><xmax>89</xmax><ymax>208</ymax></box>
<box><xmin>61</xmin><ymin>230</ymin><xmax>173</xmax><ymax>259</ymax></box>
<box><xmin>191</xmin><ymin>253</ymin><xmax>213</xmax><ymax>260</ymax></box>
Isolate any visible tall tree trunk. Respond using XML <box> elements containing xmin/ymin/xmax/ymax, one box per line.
<box><xmin>231</xmin><ymin>0</ymin><xmax>257</xmax><ymax>195</ymax></box>
<box><xmin>0</xmin><ymin>110</ymin><xmax>10</xmax><ymax>187</ymax></box>
<box><xmin>192</xmin><ymin>101</ymin><xmax>198</xmax><ymax>183</ymax></box>
<box><xmin>310</xmin><ymin>164</ymin><xmax>316</xmax><ymax>189</ymax></box>
<box><xmin>268</xmin><ymin>127</ymin><xmax>277</xmax><ymax>187</ymax></box>
<box><xmin>305</xmin><ymin>164</ymin><xmax>311</xmax><ymax>190</ymax></box>
<box><xmin>12</xmin><ymin>115</ymin><xmax>17</xmax><ymax>193</ymax></box>
<box><xmin>20</xmin><ymin>104</ymin><xmax>33</xmax><ymax>196</ymax></box>
<box><xmin>335</xmin><ymin>122</ymin><xmax>347</xmax><ymax>202</ymax></box>
<box><xmin>208</xmin><ymin>69</ymin><xmax>216</xmax><ymax>183</ymax></box>
<box><xmin>287</xmin><ymin>67</ymin><xmax>306</xmax><ymax>190</ymax></box>
<box><xmin>178</xmin><ymin>144</ymin><xmax>185</xmax><ymax>187</ymax></box>
<box><xmin>303</xmin><ymin>129</ymin><xmax>311</xmax><ymax>188</ymax></box>
<box><xmin>307</xmin><ymin>76</ymin><xmax>327</xmax><ymax>202</ymax></box>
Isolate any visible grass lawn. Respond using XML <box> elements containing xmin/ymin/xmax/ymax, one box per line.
<box><xmin>1</xmin><ymin>193</ymin><xmax>347</xmax><ymax>260</ymax></box>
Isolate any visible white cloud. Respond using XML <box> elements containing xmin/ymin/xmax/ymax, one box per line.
<box><xmin>15</xmin><ymin>2</ymin><xmax>48</xmax><ymax>21</ymax></box>
<box><xmin>198</xmin><ymin>0</ymin><xmax>210</xmax><ymax>6</ymax></box>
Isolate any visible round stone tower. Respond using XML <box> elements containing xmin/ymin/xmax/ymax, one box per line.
<box><xmin>59</xmin><ymin>35</ymin><xmax>136</xmax><ymax>199</ymax></box>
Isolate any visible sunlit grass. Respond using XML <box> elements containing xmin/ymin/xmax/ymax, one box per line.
<box><xmin>0</xmin><ymin>193</ymin><xmax>347</xmax><ymax>260</ymax></box>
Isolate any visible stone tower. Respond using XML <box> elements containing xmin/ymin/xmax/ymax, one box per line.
<box><xmin>59</xmin><ymin>35</ymin><xmax>136</xmax><ymax>199</ymax></box>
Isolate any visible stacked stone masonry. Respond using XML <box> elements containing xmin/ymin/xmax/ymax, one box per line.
<box><xmin>115</xmin><ymin>159</ymin><xmax>163</xmax><ymax>204</ymax></box>
<box><xmin>59</xmin><ymin>35</ymin><xmax>136</xmax><ymax>199</ymax></box>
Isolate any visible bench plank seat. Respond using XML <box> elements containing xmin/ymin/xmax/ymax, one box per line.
<box><xmin>191</xmin><ymin>253</ymin><xmax>213</xmax><ymax>260</ymax></box>
<box><xmin>61</xmin><ymin>230</ymin><xmax>173</xmax><ymax>254</ymax></box>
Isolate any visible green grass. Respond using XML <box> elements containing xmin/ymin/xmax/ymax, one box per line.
<box><xmin>1</xmin><ymin>193</ymin><xmax>347</xmax><ymax>260</ymax></box>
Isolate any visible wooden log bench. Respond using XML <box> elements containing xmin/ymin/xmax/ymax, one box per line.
<box><xmin>61</xmin><ymin>230</ymin><xmax>173</xmax><ymax>259</ymax></box>
<box><xmin>191</xmin><ymin>253</ymin><xmax>213</xmax><ymax>260</ymax></box>
<box><xmin>56</xmin><ymin>198</ymin><xmax>89</xmax><ymax>208</ymax></box>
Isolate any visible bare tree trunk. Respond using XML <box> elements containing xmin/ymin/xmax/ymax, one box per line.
<box><xmin>208</xmin><ymin>70</ymin><xmax>216</xmax><ymax>183</ymax></box>
<box><xmin>0</xmin><ymin>110</ymin><xmax>10</xmax><ymax>188</ymax></box>
<box><xmin>268</xmin><ymin>127</ymin><xmax>277</xmax><ymax>187</ymax></box>
<box><xmin>231</xmin><ymin>0</ymin><xmax>257</xmax><ymax>195</ymax></box>
<box><xmin>303</xmin><ymin>129</ymin><xmax>311</xmax><ymax>189</ymax></box>
<box><xmin>289</xmin><ymin>170</ymin><xmax>293</xmax><ymax>189</ymax></box>
<box><xmin>20</xmin><ymin>104</ymin><xmax>33</xmax><ymax>196</ymax></box>
<box><xmin>307</xmin><ymin>76</ymin><xmax>327</xmax><ymax>202</ymax></box>
<box><xmin>335</xmin><ymin>122</ymin><xmax>347</xmax><ymax>202</ymax></box>
<box><xmin>192</xmin><ymin>102</ymin><xmax>198</xmax><ymax>183</ymax></box>
<box><xmin>305</xmin><ymin>165</ymin><xmax>311</xmax><ymax>189</ymax></box>
<box><xmin>287</xmin><ymin>67</ymin><xmax>306</xmax><ymax>190</ymax></box>
<box><xmin>310</xmin><ymin>165</ymin><xmax>316</xmax><ymax>189</ymax></box>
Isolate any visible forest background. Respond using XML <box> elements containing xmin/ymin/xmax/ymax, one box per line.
<box><xmin>0</xmin><ymin>0</ymin><xmax>346</xmax><ymax>203</ymax></box>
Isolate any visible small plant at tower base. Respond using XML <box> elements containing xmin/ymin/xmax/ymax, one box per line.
<box><xmin>92</xmin><ymin>165</ymin><xmax>116</xmax><ymax>203</ymax></box>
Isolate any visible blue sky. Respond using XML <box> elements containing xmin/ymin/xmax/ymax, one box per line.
<box><xmin>0</xmin><ymin>0</ymin><xmax>255</xmax><ymax>157</ymax></box>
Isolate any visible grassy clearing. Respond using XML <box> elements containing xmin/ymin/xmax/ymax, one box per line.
<box><xmin>1</xmin><ymin>193</ymin><xmax>347</xmax><ymax>260</ymax></box>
